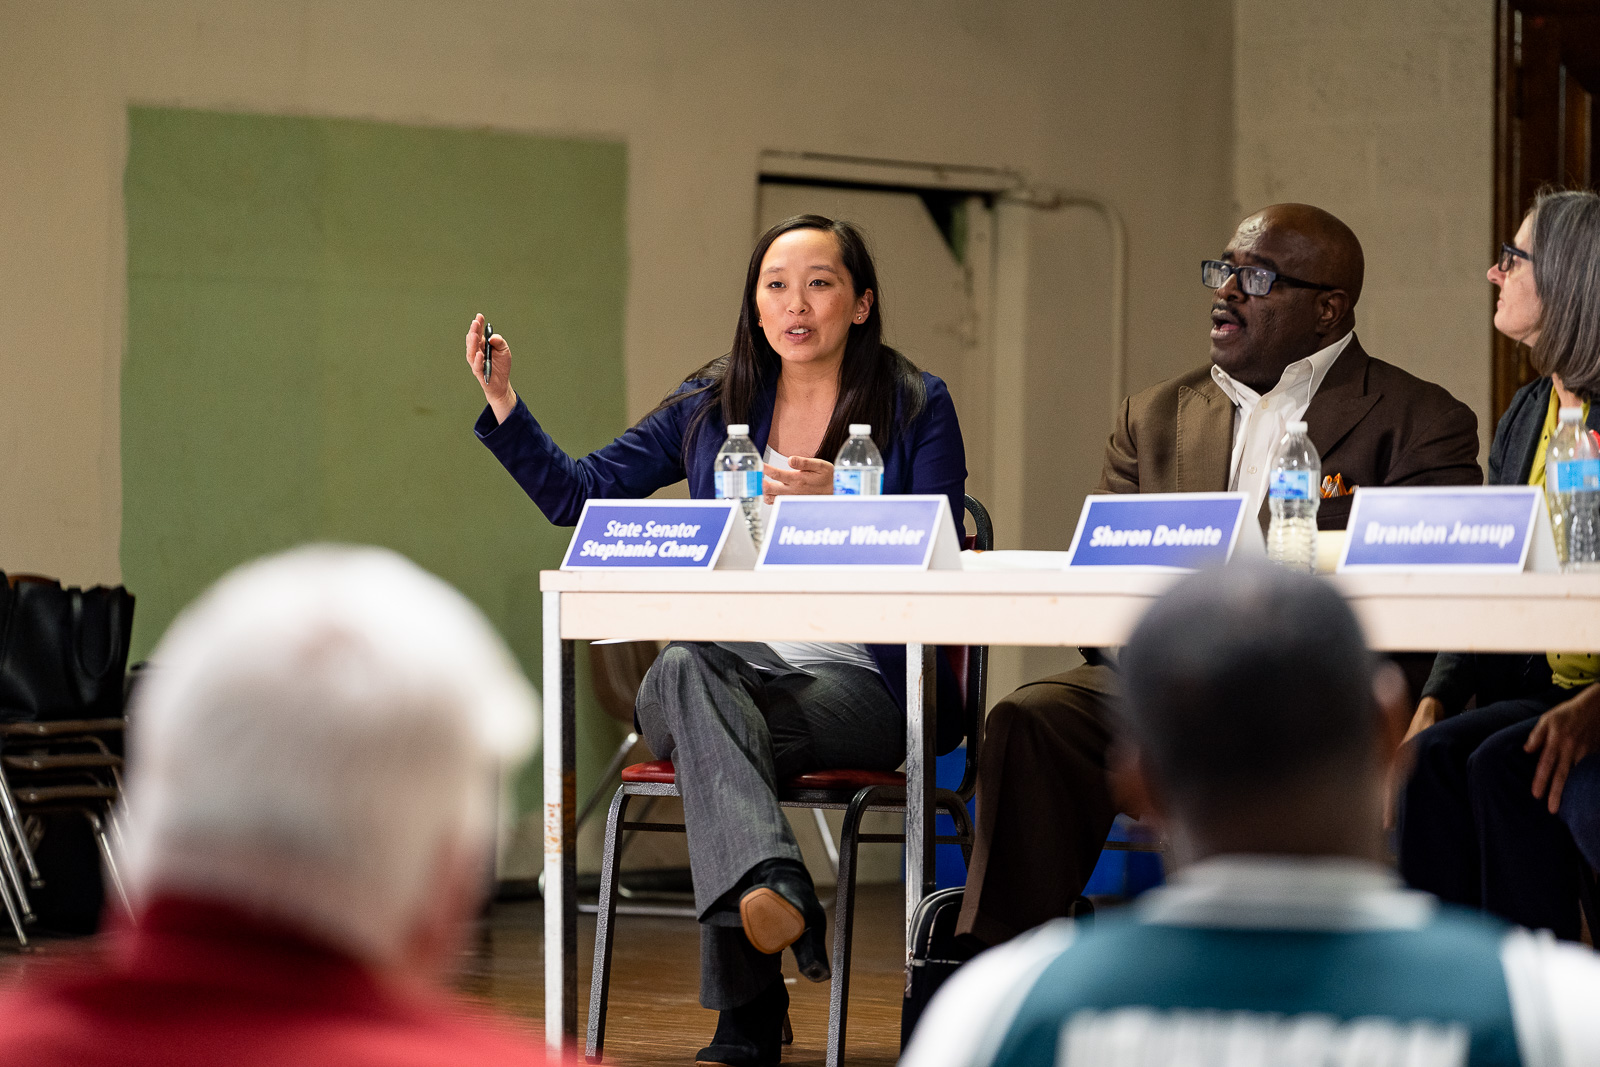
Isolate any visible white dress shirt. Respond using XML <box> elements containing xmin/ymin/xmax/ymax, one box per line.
<box><xmin>1210</xmin><ymin>330</ymin><xmax>1354</xmax><ymax>516</ymax></box>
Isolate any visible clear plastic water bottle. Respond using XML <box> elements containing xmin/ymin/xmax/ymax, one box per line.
<box><xmin>1548</xmin><ymin>407</ymin><xmax>1600</xmax><ymax>572</ymax></box>
<box><xmin>833</xmin><ymin>424</ymin><xmax>884</xmax><ymax>495</ymax></box>
<box><xmin>1267</xmin><ymin>420</ymin><xmax>1321</xmax><ymax>572</ymax></box>
<box><xmin>714</xmin><ymin>423</ymin><xmax>764</xmax><ymax>546</ymax></box>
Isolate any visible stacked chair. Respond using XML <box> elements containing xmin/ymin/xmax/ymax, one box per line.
<box><xmin>0</xmin><ymin>572</ymin><xmax>135</xmax><ymax>946</ymax></box>
<box><xmin>585</xmin><ymin>496</ymin><xmax>993</xmax><ymax>1067</ymax></box>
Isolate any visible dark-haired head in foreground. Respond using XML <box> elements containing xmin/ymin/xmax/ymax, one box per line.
<box><xmin>1117</xmin><ymin>561</ymin><xmax>1408</xmax><ymax>864</ymax></box>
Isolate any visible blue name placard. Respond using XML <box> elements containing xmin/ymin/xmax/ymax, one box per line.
<box><xmin>1065</xmin><ymin>493</ymin><xmax>1249</xmax><ymax>570</ymax></box>
<box><xmin>561</xmin><ymin>500</ymin><xmax>751</xmax><ymax>570</ymax></box>
<box><xmin>757</xmin><ymin>495</ymin><xmax>959</xmax><ymax>570</ymax></box>
<box><xmin>1337</xmin><ymin>486</ymin><xmax>1547</xmax><ymax>572</ymax></box>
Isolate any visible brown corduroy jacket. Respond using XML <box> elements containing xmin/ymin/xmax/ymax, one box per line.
<box><xmin>1096</xmin><ymin>335</ymin><xmax>1484</xmax><ymax>529</ymax></box>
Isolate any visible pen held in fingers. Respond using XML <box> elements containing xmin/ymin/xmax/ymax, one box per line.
<box><xmin>483</xmin><ymin>322</ymin><xmax>494</xmax><ymax>383</ymax></box>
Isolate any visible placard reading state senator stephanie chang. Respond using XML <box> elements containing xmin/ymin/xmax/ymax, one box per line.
<box><xmin>560</xmin><ymin>500</ymin><xmax>755</xmax><ymax>570</ymax></box>
<box><xmin>1336</xmin><ymin>486</ymin><xmax>1551</xmax><ymax>573</ymax></box>
<box><xmin>1065</xmin><ymin>493</ymin><xmax>1249</xmax><ymax>570</ymax></box>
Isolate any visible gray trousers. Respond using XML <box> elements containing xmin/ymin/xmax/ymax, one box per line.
<box><xmin>634</xmin><ymin>641</ymin><xmax>904</xmax><ymax>1009</ymax></box>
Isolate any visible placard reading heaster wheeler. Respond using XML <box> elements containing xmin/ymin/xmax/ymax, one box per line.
<box><xmin>1337</xmin><ymin>486</ymin><xmax>1546</xmax><ymax>572</ymax></box>
<box><xmin>1065</xmin><ymin>493</ymin><xmax>1250</xmax><ymax>570</ymax></box>
<box><xmin>561</xmin><ymin>501</ymin><xmax>746</xmax><ymax>569</ymax></box>
<box><xmin>757</xmin><ymin>496</ymin><xmax>958</xmax><ymax>569</ymax></box>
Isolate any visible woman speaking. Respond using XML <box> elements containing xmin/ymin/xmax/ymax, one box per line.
<box><xmin>465</xmin><ymin>215</ymin><xmax>966</xmax><ymax>1066</ymax></box>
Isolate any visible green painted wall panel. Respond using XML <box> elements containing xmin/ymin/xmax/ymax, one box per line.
<box><xmin>123</xmin><ymin>107</ymin><xmax>629</xmax><ymax>821</ymax></box>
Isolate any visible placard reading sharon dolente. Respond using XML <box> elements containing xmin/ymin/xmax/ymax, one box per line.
<box><xmin>561</xmin><ymin>502</ymin><xmax>734</xmax><ymax>569</ymax></box>
<box><xmin>1066</xmin><ymin>494</ymin><xmax>1247</xmax><ymax>570</ymax></box>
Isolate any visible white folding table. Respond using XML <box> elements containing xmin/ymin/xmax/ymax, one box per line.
<box><xmin>537</xmin><ymin>567</ymin><xmax>1600</xmax><ymax>1047</ymax></box>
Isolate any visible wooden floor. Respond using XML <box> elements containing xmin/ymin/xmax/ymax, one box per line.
<box><xmin>457</xmin><ymin>883</ymin><xmax>911</xmax><ymax>1067</ymax></box>
<box><xmin>0</xmin><ymin>883</ymin><xmax>911</xmax><ymax>1066</ymax></box>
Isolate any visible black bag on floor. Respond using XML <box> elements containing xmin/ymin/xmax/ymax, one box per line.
<box><xmin>900</xmin><ymin>887</ymin><xmax>970</xmax><ymax>1048</ymax></box>
<box><xmin>900</xmin><ymin>889</ymin><xmax>1095</xmax><ymax>1049</ymax></box>
<box><xmin>29</xmin><ymin>810</ymin><xmax>106</xmax><ymax>935</ymax></box>
<box><xmin>0</xmin><ymin>573</ymin><xmax>135</xmax><ymax>722</ymax></box>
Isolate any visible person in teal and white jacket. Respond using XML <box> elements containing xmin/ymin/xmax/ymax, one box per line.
<box><xmin>904</xmin><ymin>562</ymin><xmax>1600</xmax><ymax>1067</ymax></box>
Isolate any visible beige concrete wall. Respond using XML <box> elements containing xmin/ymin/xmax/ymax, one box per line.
<box><xmin>1</xmin><ymin>0</ymin><xmax>1235</xmax><ymax>587</ymax></box>
<box><xmin>1014</xmin><ymin>4</ymin><xmax>1235</xmax><ymax>683</ymax></box>
<box><xmin>1232</xmin><ymin>0</ymin><xmax>1496</xmax><ymax>446</ymax></box>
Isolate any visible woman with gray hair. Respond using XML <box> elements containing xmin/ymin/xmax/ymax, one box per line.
<box><xmin>1399</xmin><ymin>188</ymin><xmax>1600</xmax><ymax>940</ymax></box>
<box><xmin>0</xmin><ymin>546</ymin><xmax>548</xmax><ymax>1067</ymax></box>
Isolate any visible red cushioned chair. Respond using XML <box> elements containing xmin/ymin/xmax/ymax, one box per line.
<box><xmin>585</xmin><ymin>496</ymin><xmax>993</xmax><ymax>1067</ymax></box>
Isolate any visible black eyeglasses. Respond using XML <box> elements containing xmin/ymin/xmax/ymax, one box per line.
<box><xmin>1498</xmin><ymin>243</ymin><xmax>1532</xmax><ymax>273</ymax></box>
<box><xmin>1201</xmin><ymin>260</ymin><xmax>1337</xmax><ymax>297</ymax></box>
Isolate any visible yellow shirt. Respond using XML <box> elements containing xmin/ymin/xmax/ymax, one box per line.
<box><xmin>1529</xmin><ymin>387</ymin><xmax>1599</xmax><ymax>689</ymax></box>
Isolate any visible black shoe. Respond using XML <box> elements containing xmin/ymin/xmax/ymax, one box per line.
<box><xmin>695</xmin><ymin>979</ymin><xmax>788</xmax><ymax>1067</ymax></box>
<box><xmin>739</xmin><ymin>859</ymin><xmax>830</xmax><ymax>982</ymax></box>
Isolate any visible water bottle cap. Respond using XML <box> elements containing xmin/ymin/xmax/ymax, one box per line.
<box><xmin>727</xmin><ymin>424</ymin><xmax>750</xmax><ymax>436</ymax></box>
<box><xmin>1559</xmin><ymin>407</ymin><xmax>1584</xmax><ymax>423</ymax></box>
<box><xmin>1287</xmin><ymin>420</ymin><xmax>1308</xmax><ymax>433</ymax></box>
<box><xmin>849</xmin><ymin>424</ymin><xmax>872</xmax><ymax>435</ymax></box>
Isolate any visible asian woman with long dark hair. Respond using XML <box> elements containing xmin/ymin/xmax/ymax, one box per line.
<box><xmin>465</xmin><ymin>215</ymin><xmax>966</xmax><ymax>1066</ymax></box>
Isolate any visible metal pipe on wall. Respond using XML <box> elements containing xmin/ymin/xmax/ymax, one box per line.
<box><xmin>985</xmin><ymin>189</ymin><xmax>1128</xmax><ymax>699</ymax></box>
<box><xmin>1003</xmin><ymin>188</ymin><xmax>1130</xmax><ymax>424</ymax></box>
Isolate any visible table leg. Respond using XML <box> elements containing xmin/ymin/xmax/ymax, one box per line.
<box><xmin>903</xmin><ymin>642</ymin><xmax>937</xmax><ymax>959</ymax></box>
<box><xmin>542</xmin><ymin>592</ymin><xmax>577</xmax><ymax>1049</ymax></box>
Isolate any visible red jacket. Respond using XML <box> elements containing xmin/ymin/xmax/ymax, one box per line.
<box><xmin>0</xmin><ymin>896</ymin><xmax>549</xmax><ymax>1067</ymax></box>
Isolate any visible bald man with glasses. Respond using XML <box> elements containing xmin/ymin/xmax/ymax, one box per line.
<box><xmin>955</xmin><ymin>203</ymin><xmax>1483</xmax><ymax>951</ymax></box>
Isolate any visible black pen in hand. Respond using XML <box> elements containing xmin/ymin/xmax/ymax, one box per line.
<box><xmin>482</xmin><ymin>321</ymin><xmax>494</xmax><ymax>384</ymax></box>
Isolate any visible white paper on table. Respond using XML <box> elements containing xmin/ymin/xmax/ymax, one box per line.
<box><xmin>960</xmin><ymin>550</ymin><xmax>1074</xmax><ymax>571</ymax></box>
<box><xmin>1314</xmin><ymin>529</ymin><xmax>1347</xmax><ymax>574</ymax></box>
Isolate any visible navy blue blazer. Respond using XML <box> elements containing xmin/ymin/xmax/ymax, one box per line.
<box><xmin>1422</xmin><ymin>375</ymin><xmax>1600</xmax><ymax>713</ymax></box>
<box><xmin>476</xmin><ymin>371</ymin><xmax>970</xmax><ymax>752</ymax></box>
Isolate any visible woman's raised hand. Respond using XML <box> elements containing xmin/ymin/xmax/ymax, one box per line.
<box><xmin>465</xmin><ymin>314</ymin><xmax>517</xmax><ymax>424</ymax></box>
<box><xmin>763</xmin><ymin>456</ymin><xmax>834</xmax><ymax>503</ymax></box>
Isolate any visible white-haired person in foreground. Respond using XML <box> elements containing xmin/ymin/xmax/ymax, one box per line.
<box><xmin>0</xmin><ymin>546</ymin><xmax>547</xmax><ymax>1067</ymax></box>
<box><xmin>904</xmin><ymin>563</ymin><xmax>1600</xmax><ymax>1067</ymax></box>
